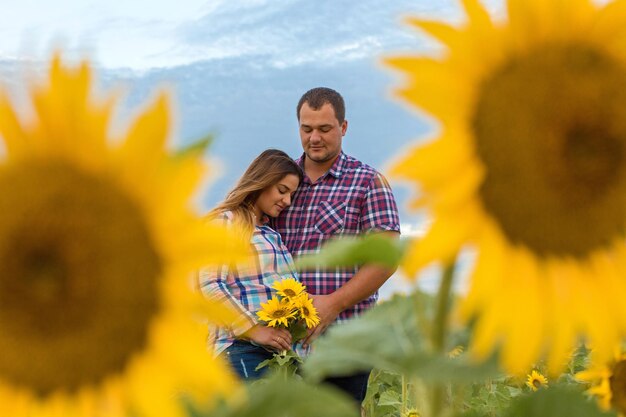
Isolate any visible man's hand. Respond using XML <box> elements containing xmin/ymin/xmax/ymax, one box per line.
<box><xmin>243</xmin><ymin>324</ymin><xmax>293</xmax><ymax>351</ymax></box>
<box><xmin>301</xmin><ymin>294</ymin><xmax>342</xmax><ymax>349</ymax></box>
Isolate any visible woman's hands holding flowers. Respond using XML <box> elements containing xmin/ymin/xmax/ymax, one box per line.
<box><xmin>253</xmin><ymin>278</ymin><xmax>320</xmax><ymax>375</ymax></box>
<box><xmin>244</xmin><ymin>324</ymin><xmax>293</xmax><ymax>351</ymax></box>
<box><xmin>256</xmin><ymin>278</ymin><xmax>320</xmax><ymax>345</ymax></box>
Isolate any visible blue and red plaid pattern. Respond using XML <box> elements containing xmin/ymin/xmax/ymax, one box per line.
<box><xmin>272</xmin><ymin>152</ymin><xmax>400</xmax><ymax>322</ymax></box>
<box><xmin>199</xmin><ymin>211</ymin><xmax>299</xmax><ymax>355</ymax></box>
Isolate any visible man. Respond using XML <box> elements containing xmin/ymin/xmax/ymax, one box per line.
<box><xmin>272</xmin><ymin>87</ymin><xmax>401</xmax><ymax>405</ymax></box>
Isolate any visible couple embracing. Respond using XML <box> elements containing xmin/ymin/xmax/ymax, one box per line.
<box><xmin>199</xmin><ymin>87</ymin><xmax>400</xmax><ymax>405</ymax></box>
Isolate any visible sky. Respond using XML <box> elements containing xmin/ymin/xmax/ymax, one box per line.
<box><xmin>0</xmin><ymin>0</ymin><xmax>510</xmax><ymax>296</ymax></box>
<box><xmin>0</xmin><ymin>0</ymin><xmax>504</xmax><ymax>70</ymax></box>
<box><xmin>0</xmin><ymin>0</ymin><xmax>210</xmax><ymax>69</ymax></box>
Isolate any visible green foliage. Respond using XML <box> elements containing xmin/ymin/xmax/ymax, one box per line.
<box><xmin>295</xmin><ymin>233</ymin><xmax>405</xmax><ymax>269</ymax></box>
<box><xmin>363</xmin><ymin>370</ymin><xmax>428</xmax><ymax>417</ymax></box>
<box><xmin>462</xmin><ymin>375</ymin><xmax>524</xmax><ymax>417</ymax></box>
<box><xmin>289</xmin><ymin>320</ymin><xmax>308</xmax><ymax>342</ymax></box>
<box><xmin>501</xmin><ymin>387</ymin><xmax>616</xmax><ymax>417</ymax></box>
<box><xmin>173</xmin><ymin>134</ymin><xmax>213</xmax><ymax>159</ymax></box>
<box><xmin>189</xmin><ymin>374</ymin><xmax>360</xmax><ymax>417</ymax></box>
<box><xmin>184</xmin><ymin>291</ymin><xmax>605</xmax><ymax>417</ymax></box>
<box><xmin>363</xmin><ymin>363</ymin><xmax>603</xmax><ymax>417</ymax></box>
<box><xmin>557</xmin><ymin>345</ymin><xmax>591</xmax><ymax>386</ymax></box>
<box><xmin>299</xmin><ymin>290</ymin><xmax>600</xmax><ymax>417</ymax></box>
<box><xmin>361</xmin><ymin>346</ymin><xmax>600</xmax><ymax>417</ymax></box>
<box><xmin>256</xmin><ymin>349</ymin><xmax>303</xmax><ymax>379</ymax></box>
<box><xmin>302</xmin><ymin>293</ymin><xmax>500</xmax><ymax>383</ymax></box>
<box><xmin>363</xmin><ymin>370</ymin><xmax>404</xmax><ymax>417</ymax></box>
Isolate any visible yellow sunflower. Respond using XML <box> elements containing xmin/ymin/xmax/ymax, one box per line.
<box><xmin>272</xmin><ymin>277</ymin><xmax>306</xmax><ymax>300</ymax></box>
<box><xmin>577</xmin><ymin>351</ymin><xmax>626</xmax><ymax>415</ymax></box>
<box><xmin>256</xmin><ymin>297</ymin><xmax>297</xmax><ymax>328</ymax></box>
<box><xmin>404</xmin><ymin>409</ymin><xmax>421</xmax><ymax>417</ymax></box>
<box><xmin>294</xmin><ymin>294</ymin><xmax>320</xmax><ymax>329</ymax></box>
<box><xmin>386</xmin><ymin>0</ymin><xmax>626</xmax><ymax>374</ymax></box>
<box><xmin>525</xmin><ymin>370</ymin><xmax>549</xmax><ymax>391</ymax></box>
<box><xmin>0</xmin><ymin>54</ymin><xmax>247</xmax><ymax>417</ymax></box>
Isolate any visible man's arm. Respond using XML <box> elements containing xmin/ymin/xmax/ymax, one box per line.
<box><xmin>301</xmin><ymin>230</ymin><xmax>400</xmax><ymax>348</ymax></box>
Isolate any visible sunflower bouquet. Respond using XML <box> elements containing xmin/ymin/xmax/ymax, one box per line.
<box><xmin>255</xmin><ymin>277</ymin><xmax>320</xmax><ymax>376</ymax></box>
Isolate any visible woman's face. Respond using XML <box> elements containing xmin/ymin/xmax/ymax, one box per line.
<box><xmin>255</xmin><ymin>174</ymin><xmax>300</xmax><ymax>218</ymax></box>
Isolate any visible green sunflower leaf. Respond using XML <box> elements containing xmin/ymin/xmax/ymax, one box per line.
<box><xmin>376</xmin><ymin>390</ymin><xmax>402</xmax><ymax>407</ymax></box>
<box><xmin>501</xmin><ymin>387</ymin><xmax>616</xmax><ymax>417</ymax></box>
<box><xmin>302</xmin><ymin>293</ymin><xmax>500</xmax><ymax>383</ymax></box>
<box><xmin>295</xmin><ymin>233</ymin><xmax>405</xmax><ymax>269</ymax></box>
<box><xmin>174</xmin><ymin>134</ymin><xmax>214</xmax><ymax>159</ymax></box>
<box><xmin>289</xmin><ymin>320</ymin><xmax>308</xmax><ymax>342</ymax></box>
<box><xmin>193</xmin><ymin>373</ymin><xmax>359</xmax><ymax>417</ymax></box>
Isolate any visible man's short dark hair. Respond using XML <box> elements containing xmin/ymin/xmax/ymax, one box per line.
<box><xmin>297</xmin><ymin>87</ymin><xmax>345</xmax><ymax>124</ymax></box>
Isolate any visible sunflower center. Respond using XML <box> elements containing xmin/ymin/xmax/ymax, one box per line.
<box><xmin>302</xmin><ymin>306</ymin><xmax>310</xmax><ymax>316</ymax></box>
<box><xmin>610</xmin><ymin>360</ymin><xmax>626</xmax><ymax>414</ymax></box>
<box><xmin>473</xmin><ymin>43</ymin><xmax>626</xmax><ymax>257</ymax></box>
<box><xmin>271</xmin><ymin>309</ymin><xmax>288</xmax><ymax>319</ymax></box>
<box><xmin>283</xmin><ymin>289</ymin><xmax>296</xmax><ymax>297</ymax></box>
<box><xmin>0</xmin><ymin>159</ymin><xmax>161</xmax><ymax>396</ymax></box>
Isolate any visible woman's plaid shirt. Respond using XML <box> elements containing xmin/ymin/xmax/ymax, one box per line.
<box><xmin>199</xmin><ymin>211</ymin><xmax>299</xmax><ymax>355</ymax></box>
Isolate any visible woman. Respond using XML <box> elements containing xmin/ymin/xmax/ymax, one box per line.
<box><xmin>199</xmin><ymin>149</ymin><xmax>304</xmax><ymax>379</ymax></box>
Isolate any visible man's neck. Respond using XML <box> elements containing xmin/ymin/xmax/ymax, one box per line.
<box><xmin>304</xmin><ymin>154</ymin><xmax>339</xmax><ymax>183</ymax></box>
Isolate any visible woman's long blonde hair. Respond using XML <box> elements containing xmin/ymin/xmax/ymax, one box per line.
<box><xmin>209</xmin><ymin>149</ymin><xmax>303</xmax><ymax>234</ymax></box>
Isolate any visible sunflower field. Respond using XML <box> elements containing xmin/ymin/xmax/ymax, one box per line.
<box><xmin>3</xmin><ymin>0</ymin><xmax>626</xmax><ymax>416</ymax></box>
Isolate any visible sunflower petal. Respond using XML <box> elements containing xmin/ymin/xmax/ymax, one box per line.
<box><xmin>499</xmin><ymin>249</ymin><xmax>544</xmax><ymax>374</ymax></box>
<box><xmin>389</xmin><ymin>133</ymin><xmax>475</xmax><ymax>190</ymax></box>
<box><xmin>387</xmin><ymin>57</ymin><xmax>468</xmax><ymax>121</ymax></box>
<box><xmin>401</xmin><ymin>206</ymin><xmax>480</xmax><ymax>278</ymax></box>
<box><xmin>462</xmin><ymin>0</ymin><xmax>493</xmax><ymax>30</ymax></box>
<box><xmin>121</xmin><ymin>92</ymin><xmax>170</xmax><ymax>174</ymax></box>
<box><xmin>0</xmin><ymin>93</ymin><xmax>28</xmax><ymax>158</ymax></box>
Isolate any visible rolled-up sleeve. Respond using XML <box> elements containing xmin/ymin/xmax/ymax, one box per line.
<box><xmin>198</xmin><ymin>264</ymin><xmax>258</xmax><ymax>337</ymax></box>
<box><xmin>361</xmin><ymin>173</ymin><xmax>401</xmax><ymax>233</ymax></box>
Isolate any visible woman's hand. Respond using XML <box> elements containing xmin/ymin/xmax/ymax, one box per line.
<box><xmin>243</xmin><ymin>325</ymin><xmax>292</xmax><ymax>351</ymax></box>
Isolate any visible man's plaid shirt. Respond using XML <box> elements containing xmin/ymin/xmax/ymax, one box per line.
<box><xmin>272</xmin><ymin>152</ymin><xmax>400</xmax><ymax>322</ymax></box>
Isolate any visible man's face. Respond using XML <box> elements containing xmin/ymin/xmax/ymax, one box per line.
<box><xmin>299</xmin><ymin>102</ymin><xmax>347</xmax><ymax>164</ymax></box>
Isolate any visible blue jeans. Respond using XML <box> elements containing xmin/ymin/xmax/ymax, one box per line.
<box><xmin>221</xmin><ymin>340</ymin><xmax>275</xmax><ymax>380</ymax></box>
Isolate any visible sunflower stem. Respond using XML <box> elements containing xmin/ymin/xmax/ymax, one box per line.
<box><xmin>402</xmin><ymin>374</ymin><xmax>408</xmax><ymax>416</ymax></box>
<box><xmin>429</xmin><ymin>260</ymin><xmax>456</xmax><ymax>417</ymax></box>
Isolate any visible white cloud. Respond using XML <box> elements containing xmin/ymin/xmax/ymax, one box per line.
<box><xmin>0</xmin><ymin>0</ymin><xmax>511</xmax><ymax>69</ymax></box>
<box><xmin>0</xmin><ymin>0</ymin><xmax>208</xmax><ymax>68</ymax></box>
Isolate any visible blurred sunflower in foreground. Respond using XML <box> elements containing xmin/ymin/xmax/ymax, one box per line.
<box><xmin>0</xmin><ymin>54</ymin><xmax>246</xmax><ymax>417</ymax></box>
<box><xmin>386</xmin><ymin>0</ymin><xmax>626</xmax><ymax>374</ymax></box>
<box><xmin>577</xmin><ymin>351</ymin><xmax>626</xmax><ymax>416</ymax></box>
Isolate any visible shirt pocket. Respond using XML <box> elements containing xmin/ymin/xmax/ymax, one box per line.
<box><xmin>315</xmin><ymin>201</ymin><xmax>346</xmax><ymax>236</ymax></box>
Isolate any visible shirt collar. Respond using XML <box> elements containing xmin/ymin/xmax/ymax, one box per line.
<box><xmin>328</xmin><ymin>151</ymin><xmax>346</xmax><ymax>178</ymax></box>
<box><xmin>256</xmin><ymin>214</ymin><xmax>270</xmax><ymax>226</ymax></box>
<box><xmin>297</xmin><ymin>151</ymin><xmax>345</xmax><ymax>182</ymax></box>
